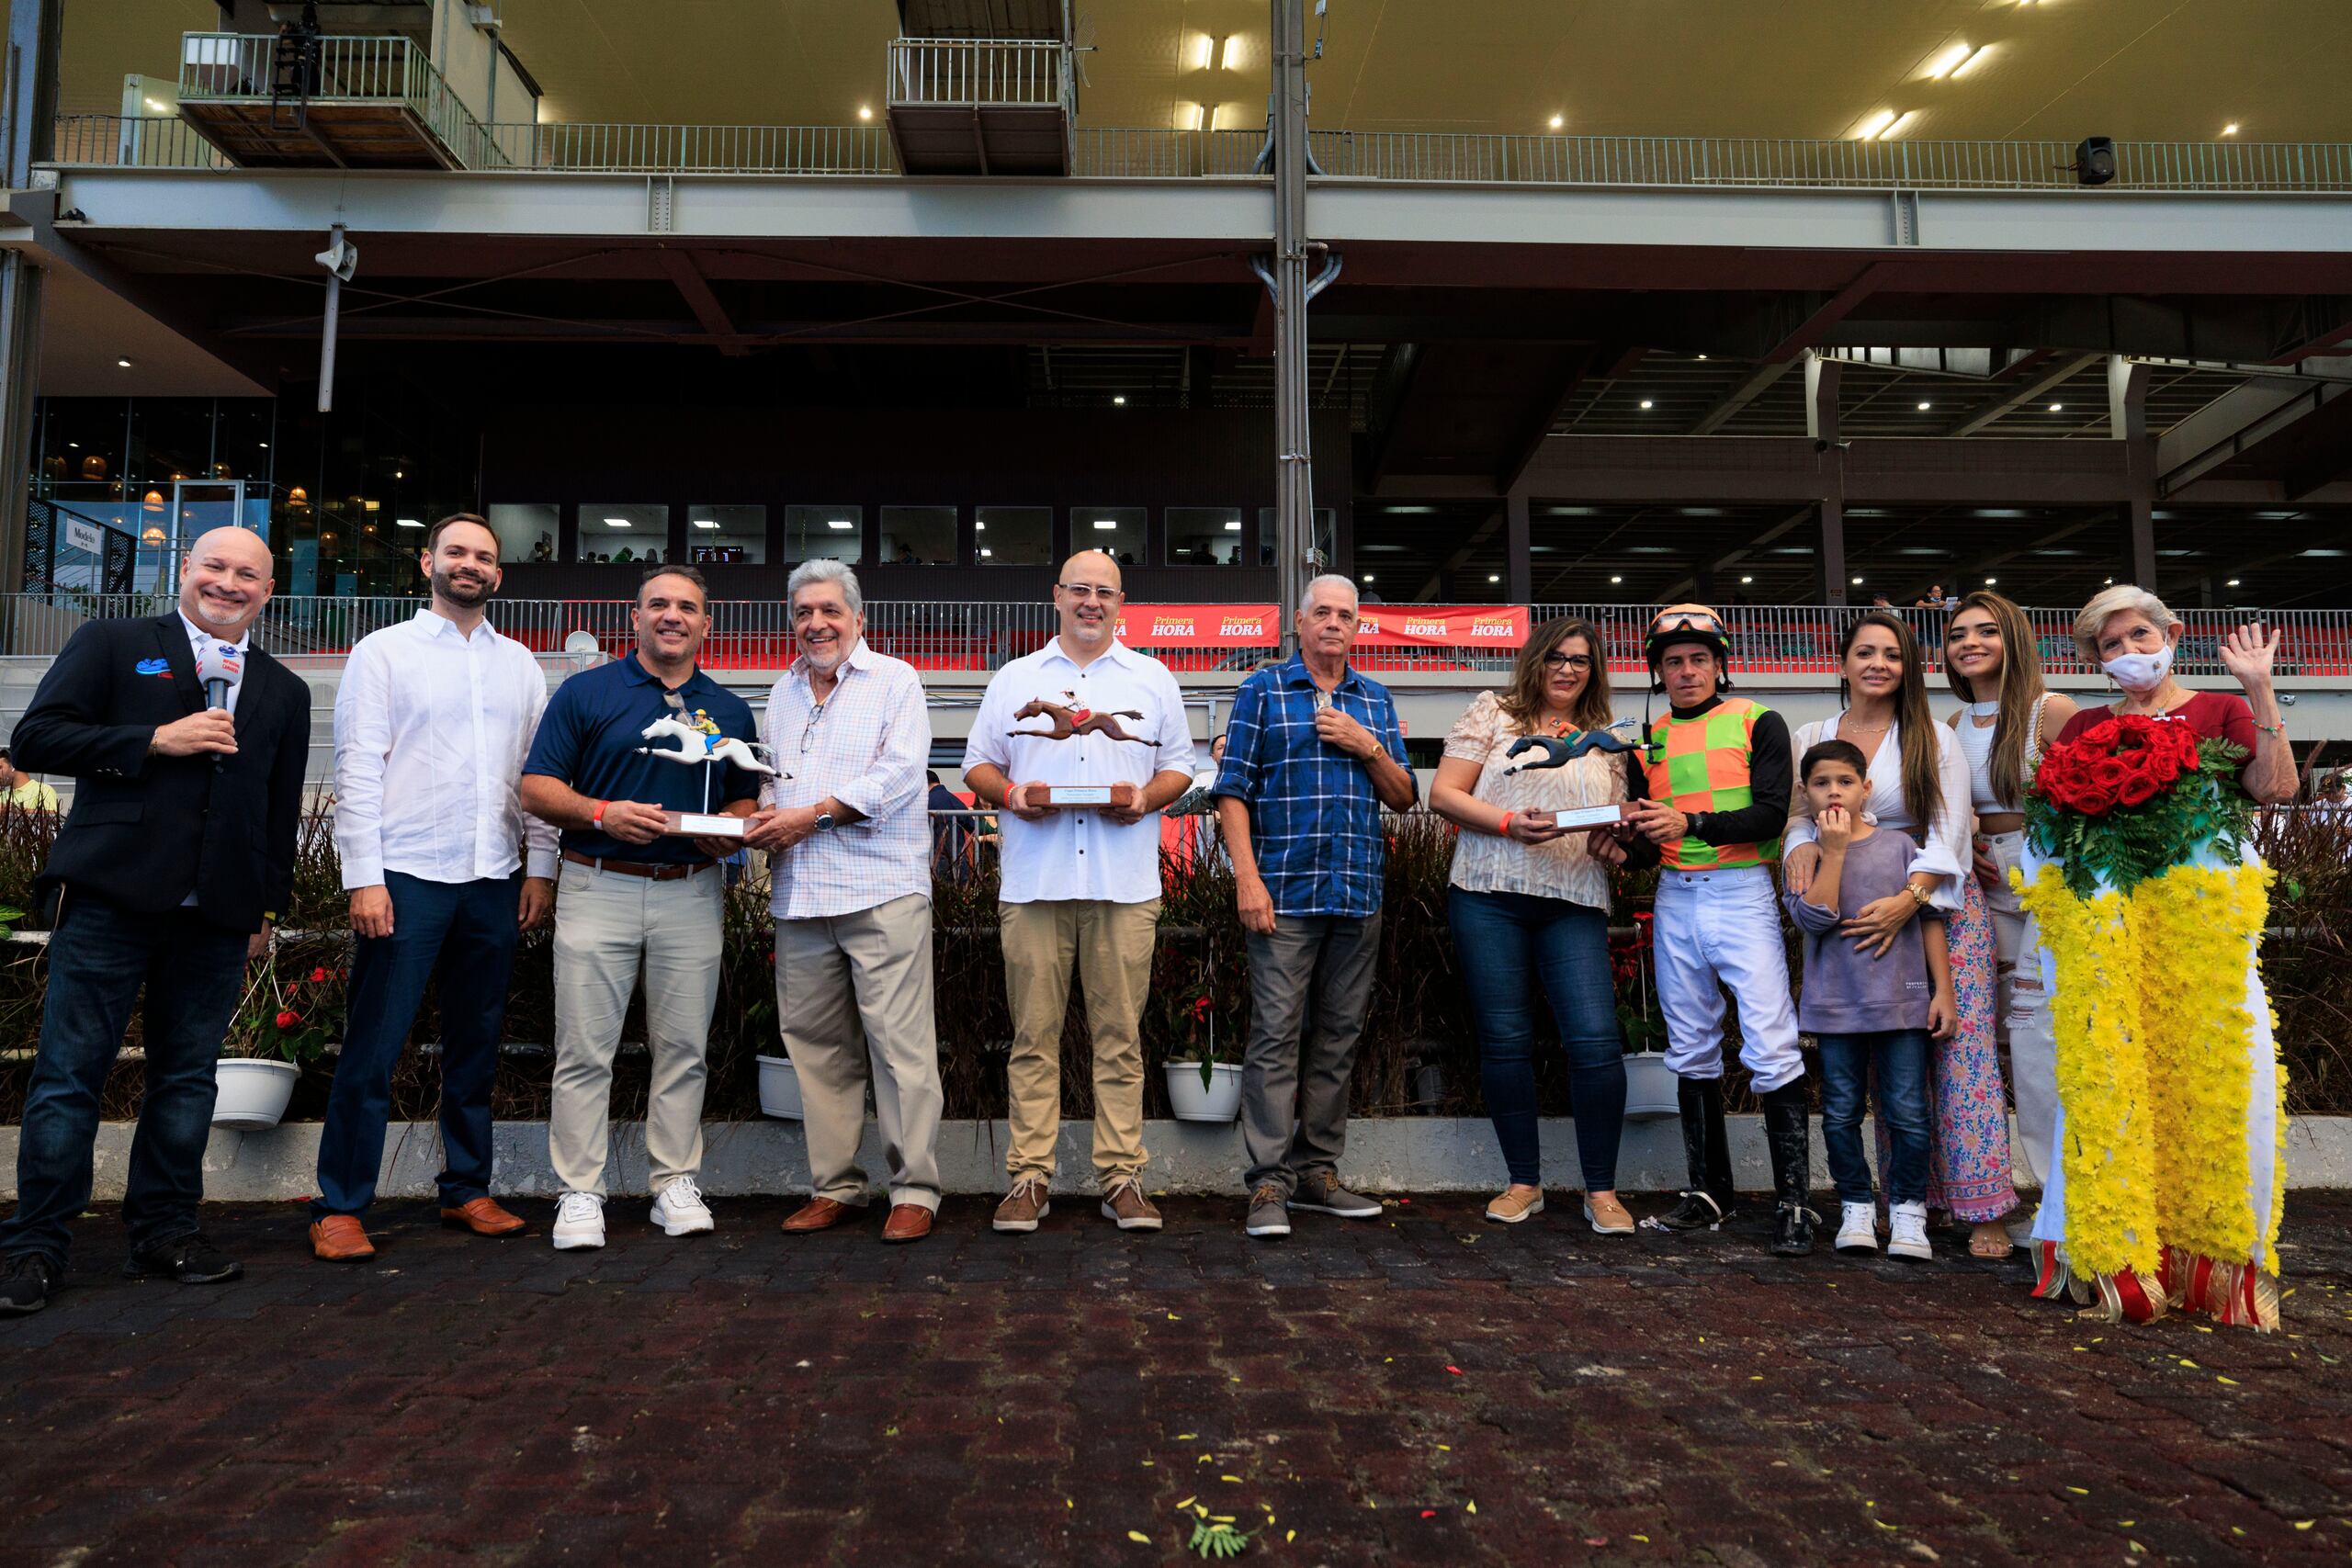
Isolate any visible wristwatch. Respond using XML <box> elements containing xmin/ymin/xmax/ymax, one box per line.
<box><xmin>814</xmin><ymin>811</ymin><xmax>836</xmax><ymax>831</ymax></box>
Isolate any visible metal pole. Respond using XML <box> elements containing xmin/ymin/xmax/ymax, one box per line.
<box><xmin>317</xmin><ymin>272</ymin><xmax>342</xmax><ymax>413</ymax></box>
<box><xmin>1269</xmin><ymin>0</ymin><xmax>1311</xmax><ymax>657</ymax></box>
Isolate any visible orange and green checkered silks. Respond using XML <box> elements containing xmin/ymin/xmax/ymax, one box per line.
<box><xmin>1642</xmin><ymin>698</ymin><xmax>1781</xmax><ymax>871</ymax></box>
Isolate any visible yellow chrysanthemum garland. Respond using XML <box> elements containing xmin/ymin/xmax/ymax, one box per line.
<box><xmin>2019</xmin><ymin>860</ymin><xmax>2280</xmax><ymax>1285</ymax></box>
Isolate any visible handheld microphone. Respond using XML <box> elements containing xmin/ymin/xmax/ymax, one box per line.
<box><xmin>193</xmin><ymin>641</ymin><xmax>243</xmax><ymax>770</ymax></box>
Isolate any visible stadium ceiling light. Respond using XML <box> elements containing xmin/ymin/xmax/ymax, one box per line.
<box><xmin>1190</xmin><ymin>32</ymin><xmax>1214</xmax><ymax>71</ymax></box>
<box><xmin>1855</xmin><ymin>109</ymin><xmax>1897</xmax><ymax>141</ymax></box>
<box><xmin>1851</xmin><ymin>575</ymin><xmax>1865</xmax><ymax>585</ymax></box>
<box><xmin>1927</xmin><ymin>42</ymin><xmax>1973</xmax><ymax>79</ymax></box>
<box><xmin>1949</xmin><ymin>45</ymin><xmax>1992</xmax><ymax>79</ymax></box>
<box><xmin>1740</xmin><ymin>575</ymin><xmax>1754</xmax><ymax>584</ymax></box>
<box><xmin>2222</xmin><ymin>122</ymin><xmax>2240</xmax><ymax>136</ymax></box>
<box><xmin>1548</xmin><ymin>113</ymin><xmax>1564</xmax><ymax>130</ymax></box>
<box><xmin>1362</xmin><ymin>573</ymin><xmax>1374</xmax><ymax>582</ymax></box>
<box><xmin>1610</xmin><ymin>574</ymin><xmax>1623</xmax><ymax>584</ymax></box>
<box><xmin>827</xmin><ymin>519</ymin><xmax>854</xmax><ymax>530</ymax></box>
<box><xmin>693</xmin><ymin>519</ymin><xmax>718</xmax><ymax>529</ymax></box>
<box><xmin>117</xmin><ymin>357</ymin><xmax>133</xmax><ymax>368</ymax></box>
<box><xmin>1639</xmin><ymin>399</ymin><xmax>1655</xmax><ymax>410</ymax></box>
<box><xmin>857</xmin><ymin>106</ymin><xmax>872</xmax><ymax>121</ymax></box>
<box><xmin>1879</xmin><ymin>111</ymin><xmax>1919</xmax><ymax>140</ymax></box>
<box><xmin>979</xmin><ymin>547</ymin><xmax>993</xmax><ymax>558</ymax></box>
<box><xmin>1984</xmin><ymin>576</ymin><xmax>1997</xmax><ymax>584</ymax></box>
<box><xmin>1487</xmin><ymin>573</ymin><xmax>1501</xmax><ymax>583</ymax></box>
<box><xmin>1917</xmin><ymin>400</ymin><xmax>1932</xmax><ymax>411</ymax></box>
<box><xmin>1113</xmin><ymin>395</ymin><xmax>1126</xmax><ymax>405</ymax></box>
<box><xmin>1224</xmin><ymin>520</ymin><xmax>1241</xmax><ymax>531</ymax></box>
<box><xmin>602</xmin><ymin>517</ymin><xmax>630</xmax><ymax>528</ymax></box>
<box><xmin>2227</xmin><ymin>577</ymin><xmax>2243</xmax><ymax>586</ymax></box>
<box><xmin>2048</xmin><ymin>401</ymin><xmax>2064</xmax><ymax>412</ymax></box>
<box><xmin>395</xmin><ymin>517</ymin><xmax>424</xmax><ymax>529</ymax></box>
<box><xmin>1093</xmin><ymin>519</ymin><xmax>1118</xmax><ymax>530</ymax></box>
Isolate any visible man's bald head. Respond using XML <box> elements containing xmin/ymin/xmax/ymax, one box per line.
<box><xmin>178</xmin><ymin>526</ymin><xmax>276</xmax><ymax>638</ymax></box>
<box><xmin>1052</xmin><ymin>548</ymin><xmax>1124</xmax><ymax>652</ymax></box>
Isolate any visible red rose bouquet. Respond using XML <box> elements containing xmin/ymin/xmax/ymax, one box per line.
<box><xmin>2025</xmin><ymin>713</ymin><xmax>2251</xmax><ymax>897</ymax></box>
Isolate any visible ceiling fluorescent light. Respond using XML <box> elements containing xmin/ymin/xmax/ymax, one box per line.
<box><xmin>979</xmin><ymin>547</ymin><xmax>993</xmax><ymax>558</ymax></box>
<box><xmin>1879</xmin><ymin>111</ymin><xmax>1919</xmax><ymax>140</ymax></box>
<box><xmin>1191</xmin><ymin>33</ymin><xmax>1215</xmax><ymax>71</ymax></box>
<box><xmin>1223</xmin><ymin>520</ymin><xmax>1241</xmax><ymax>531</ymax></box>
<box><xmin>394</xmin><ymin>517</ymin><xmax>423</xmax><ymax>528</ymax></box>
<box><xmin>1927</xmin><ymin>42</ymin><xmax>1973</xmax><ymax>79</ymax></box>
<box><xmin>693</xmin><ymin>519</ymin><xmax>718</xmax><ymax>529</ymax></box>
<box><xmin>1218</xmin><ymin>36</ymin><xmax>1240</xmax><ymax>71</ymax></box>
<box><xmin>826</xmin><ymin>519</ymin><xmax>854</xmax><ymax>531</ymax></box>
<box><xmin>603</xmin><ymin>517</ymin><xmax>630</xmax><ymax>528</ymax></box>
<box><xmin>1092</xmin><ymin>519</ymin><xmax>1119</xmax><ymax>530</ymax></box>
<box><xmin>1949</xmin><ymin>45</ymin><xmax>1990</xmax><ymax>77</ymax></box>
<box><xmin>1855</xmin><ymin>109</ymin><xmax>1897</xmax><ymax>141</ymax></box>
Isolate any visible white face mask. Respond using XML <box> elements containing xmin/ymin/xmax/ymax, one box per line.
<box><xmin>2101</xmin><ymin>643</ymin><xmax>2174</xmax><ymax>692</ymax></box>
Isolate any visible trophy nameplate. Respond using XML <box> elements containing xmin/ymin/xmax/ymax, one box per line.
<box><xmin>1525</xmin><ymin>802</ymin><xmax>1634</xmax><ymax>831</ymax></box>
<box><xmin>1035</xmin><ymin>784</ymin><xmax>1118</xmax><ymax>807</ymax></box>
<box><xmin>663</xmin><ymin>811</ymin><xmax>746</xmax><ymax>839</ymax></box>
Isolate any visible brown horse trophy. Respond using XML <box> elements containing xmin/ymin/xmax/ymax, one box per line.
<box><xmin>1008</xmin><ymin>690</ymin><xmax>1157</xmax><ymax>807</ymax></box>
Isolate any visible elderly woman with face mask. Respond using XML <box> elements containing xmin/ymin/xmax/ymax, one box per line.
<box><xmin>2019</xmin><ymin>586</ymin><xmax>2293</xmax><ymax>1330</ymax></box>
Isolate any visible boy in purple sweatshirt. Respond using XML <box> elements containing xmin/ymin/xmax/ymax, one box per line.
<box><xmin>1782</xmin><ymin>740</ymin><xmax>1955</xmax><ymax>1261</ymax></box>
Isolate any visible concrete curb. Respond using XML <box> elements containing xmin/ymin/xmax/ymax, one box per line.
<box><xmin>6</xmin><ymin>1114</ymin><xmax>2349</xmax><ymax>1200</ymax></box>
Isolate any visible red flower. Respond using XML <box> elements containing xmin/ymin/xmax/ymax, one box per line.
<box><xmin>2090</xmin><ymin>756</ymin><xmax>2131</xmax><ymax>790</ymax></box>
<box><xmin>2084</xmin><ymin>718</ymin><xmax>2121</xmax><ymax>749</ymax></box>
<box><xmin>308</xmin><ymin>966</ymin><xmax>330</xmax><ymax>985</ymax></box>
<box><xmin>1192</xmin><ymin>995</ymin><xmax>1213</xmax><ymax>1021</ymax></box>
<box><xmin>2117</xmin><ymin>772</ymin><xmax>2160</xmax><ymax>807</ymax></box>
<box><xmin>273</xmin><ymin>1010</ymin><xmax>301</xmax><ymax>1031</ymax></box>
<box><xmin>2145</xmin><ymin>749</ymin><xmax>2181</xmax><ymax>784</ymax></box>
<box><xmin>2075</xmin><ymin>782</ymin><xmax>2120</xmax><ymax>814</ymax></box>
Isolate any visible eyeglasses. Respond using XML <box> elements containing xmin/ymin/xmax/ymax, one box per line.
<box><xmin>801</xmin><ymin>700</ymin><xmax>826</xmax><ymax>753</ymax></box>
<box><xmin>1057</xmin><ymin>583</ymin><xmax>1123</xmax><ymax>602</ymax></box>
<box><xmin>1542</xmin><ymin>651</ymin><xmax>1594</xmax><ymax>671</ymax></box>
<box><xmin>1651</xmin><ymin>609</ymin><xmax>1724</xmax><ymax>637</ymax></box>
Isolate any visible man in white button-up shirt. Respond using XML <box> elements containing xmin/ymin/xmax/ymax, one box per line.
<box><xmin>962</xmin><ymin>552</ymin><xmax>1195</xmax><ymax>1234</ymax></box>
<box><xmin>749</xmin><ymin>560</ymin><xmax>944</xmax><ymax>1245</ymax></box>
<box><xmin>310</xmin><ymin>515</ymin><xmax>558</xmax><ymax>1262</ymax></box>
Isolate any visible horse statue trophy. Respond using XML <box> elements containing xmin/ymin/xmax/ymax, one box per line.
<box><xmin>1007</xmin><ymin>690</ymin><xmax>1155</xmax><ymax>807</ymax></box>
<box><xmin>635</xmin><ymin>714</ymin><xmax>786</xmax><ymax>840</ymax></box>
<box><xmin>1496</xmin><ymin>716</ymin><xmax>1644</xmax><ymax>832</ymax></box>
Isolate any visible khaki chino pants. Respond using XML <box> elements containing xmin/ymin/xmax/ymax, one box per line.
<box><xmin>1000</xmin><ymin>897</ymin><xmax>1160</xmax><ymax>1189</ymax></box>
<box><xmin>548</xmin><ymin>861</ymin><xmax>723</xmax><ymax>1197</ymax></box>
<box><xmin>775</xmin><ymin>893</ymin><xmax>944</xmax><ymax>1213</ymax></box>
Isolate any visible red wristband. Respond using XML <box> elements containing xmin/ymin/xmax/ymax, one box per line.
<box><xmin>592</xmin><ymin>799</ymin><xmax>609</xmax><ymax>825</ymax></box>
<box><xmin>1498</xmin><ymin>811</ymin><xmax>1516</xmax><ymax>837</ymax></box>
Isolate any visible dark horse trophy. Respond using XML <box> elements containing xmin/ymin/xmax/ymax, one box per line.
<box><xmin>1007</xmin><ymin>690</ymin><xmax>1157</xmax><ymax>808</ymax></box>
<box><xmin>1498</xmin><ymin>716</ymin><xmax>1642</xmax><ymax>829</ymax></box>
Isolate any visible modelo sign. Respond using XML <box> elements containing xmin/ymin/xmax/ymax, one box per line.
<box><xmin>1117</xmin><ymin>604</ymin><xmax>1281</xmax><ymax>647</ymax></box>
<box><xmin>1353</xmin><ymin>605</ymin><xmax>1529</xmax><ymax>648</ymax></box>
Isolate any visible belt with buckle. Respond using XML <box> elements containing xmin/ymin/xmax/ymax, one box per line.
<box><xmin>561</xmin><ymin>849</ymin><xmax>715</xmax><ymax>882</ymax></box>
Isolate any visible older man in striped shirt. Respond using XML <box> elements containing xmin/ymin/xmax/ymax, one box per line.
<box><xmin>748</xmin><ymin>559</ymin><xmax>942</xmax><ymax>1244</ymax></box>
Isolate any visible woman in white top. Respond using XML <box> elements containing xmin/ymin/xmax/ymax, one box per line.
<box><xmin>1430</xmin><ymin>617</ymin><xmax>1635</xmax><ymax>1234</ymax></box>
<box><xmin>1782</xmin><ymin>610</ymin><xmax>2019</xmax><ymax>1258</ymax></box>
<box><xmin>1942</xmin><ymin>592</ymin><xmax>2075</xmax><ymax>1224</ymax></box>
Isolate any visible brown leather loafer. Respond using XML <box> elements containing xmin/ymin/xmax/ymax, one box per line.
<box><xmin>439</xmin><ymin>1197</ymin><xmax>526</xmax><ymax>1237</ymax></box>
<box><xmin>309</xmin><ymin>1215</ymin><xmax>375</xmax><ymax>1262</ymax></box>
<box><xmin>781</xmin><ymin>1197</ymin><xmax>854</xmax><ymax>1235</ymax></box>
<box><xmin>881</xmin><ymin>1203</ymin><xmax>934</xmax><ymax>1244</ymax></box>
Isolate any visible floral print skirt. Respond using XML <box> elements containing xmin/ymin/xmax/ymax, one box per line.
<box><xmin>1879</xmin><ymin>874</ymin><xmax>2018</xmax><ymax>1223</ymax></box>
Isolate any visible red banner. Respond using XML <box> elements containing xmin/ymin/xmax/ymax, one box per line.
<box><xmin>1352</xmin><ymin>604</ymin><xmax>1530</xmax><ymax>649</ymax></box>
<box><xmin>1117</xmin><ymin>604</ymin><xmax>1281</xmax><ymax>647</ymax></box>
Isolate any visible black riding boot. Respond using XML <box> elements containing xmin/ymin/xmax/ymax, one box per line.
<box><xmin>1647</xmin><ymin>1075</ymin><xmax>1736</xmax><ymax>1232</ymax></box>
<box><xmin>1761</xmin><ymin>1081</ymin><xmax>1817</xmax><ymax>1257</ymax></box>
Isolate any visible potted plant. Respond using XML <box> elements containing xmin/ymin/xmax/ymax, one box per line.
<box><xmin>215</xmin><ymin>951</ymin><xmax>337</xmax><ymax>1130</ymax></box>
<box><xmin>755</xmin><ymin>1052</ymin><xmax>804</xmax><ymax>1120</ymax></box>
<box><xmin>1613</xmin><ymin>910</ymin><xmax>1678</xmax><ymax>1119</ymax></box>
<box><xmin>1162</xmin><ymin>988</ymin><xmax>1242</xmax><ymax>1122</ymax></box>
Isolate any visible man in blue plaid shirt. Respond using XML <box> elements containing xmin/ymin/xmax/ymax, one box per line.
<box><xmin>1211</xmin><ymin>575</ymin><xmax>1418</xmax><ymax>1238</ymax></box>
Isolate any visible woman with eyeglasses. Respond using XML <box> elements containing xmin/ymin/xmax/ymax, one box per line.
<box><xmin>1782</xmin><ymin>612</ymin><xmax>2018</xmax><ymax>1262</ymax></box>
<box><xmin>1430</xmin><ymin>617</ymin><xmax>1636</xmax><ymax>1232</ymax></box>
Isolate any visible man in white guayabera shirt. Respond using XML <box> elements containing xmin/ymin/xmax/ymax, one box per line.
<box><xmin>311</xmin><ymin>514</ymin><xmax>558</xmax><ymax>1262</ymax></box>
<box><xmin>962</xmin><ymin>550</ymin><xmax>1195</xmax><ymax>1235</ymax></box>
<box><xmin>751</xmin><ymin>559</ymin><xmax>943</xmax><ymax>1245</ymax></box>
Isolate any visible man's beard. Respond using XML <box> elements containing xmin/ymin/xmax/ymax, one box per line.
<box><xmin>434</xmin><ymin>567</ymin><xmax>492</xmax><ymax>606</ymax></box>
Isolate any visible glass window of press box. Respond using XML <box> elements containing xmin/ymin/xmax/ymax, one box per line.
<box><xmin>486</xmin><ymin>503</ymin><xmax>559</xmax><ymax>564</ymax></box>
<box><xmin>688</xmin><ymin>504</ymin><xmax>765</xmax><ymax>565</ymax></box>
<box><xmin>1256</xmin><ymin>508</ymin><xmax>1336</xmax><ymax>570</ymax></box>
<box><xmin>581</xmin><ymin>504</ymin><xmax>669</xmax><ymax>565</ymax></box>
<box><xmin>1169</xmin><ymin>507</ymin><xmax>1246</xmax><ymax>567</ymax></box>
<box><xmin>880</xmin><ymin>506</ymin><xmax>956</xmax><ymax>566</ymax></box>
<box><xmin>975</xmin><ymin>505</ymin><xmax>1050</xmax><ymax>566</ymax></box>
<box><xmin>784</xmin><ymin>505</ymin><xmax>863</xmax><ymax>563</ymax></box>
<box><xmin>1076</xmin><ymin>507</ymin><xmax>1147</xmax><ymax>567</ymax></box>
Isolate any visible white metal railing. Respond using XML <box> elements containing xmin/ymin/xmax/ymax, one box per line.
<box><xmin>175</xmin><ymin>32</ymin><xmax>506</xmax><ymax>170</ymax></box>
<box><xmin>486</xmin><ymin>120</ymin><xmax>897</xmax><ymax>175</ymax></box>
<box><xmin>41</xmin><ymin>112</ymin><xmax>2352</xmax><ymax>193</ymax></box>
<box><xmin>1</xmin><ymin>595</ymin><xmax>2346</xmax><ymax>679</ymax></box>
<box><xmin>888</xmin><ymin>38</ymin><xmax>1069</xmax><ymax>110</ymax></box>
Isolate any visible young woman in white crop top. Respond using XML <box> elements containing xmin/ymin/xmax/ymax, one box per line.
<box><xmin>1943</xmin><ymin>592</ymin><xmax>2076</xmax><ymax>1242</ymax></box>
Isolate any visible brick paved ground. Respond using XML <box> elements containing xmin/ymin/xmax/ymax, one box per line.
<box><xmin>2</xmin><ymin>1192</ymin><xmax>2347</xmax><ymax>1567</ymax></box>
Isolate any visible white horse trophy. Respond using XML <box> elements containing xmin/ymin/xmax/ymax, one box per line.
<box><xmin>634</xmin><ymin>715</ymin><xmax>786</xmax><ymax>839</ymax></box>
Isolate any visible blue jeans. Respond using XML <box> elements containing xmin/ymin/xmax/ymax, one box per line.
<box><xmin>311</xmin><ymin>871</ymin><xmax>522</xmax><ymax>1218</ymax></box>
<box><xmin>1816</xmin><ymin>1030</ymin><xmax>1932</xmax><ymax>1205</ymax></box>
<box><xmin>0</xmin><ymin>896</ymin><xmax>249</xmax><ymax>1267</ymax></box>
<box><xmin>1447</xmin><ymin>887</ymin><xmax>1625</xmax><ymax>1191</ymax></box>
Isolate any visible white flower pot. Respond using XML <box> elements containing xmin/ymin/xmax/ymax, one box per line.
<box><xmin>1623</xmin><ymin>1051</ymin><xmax>1679</xmax><ymax>1120</ymax></box>
<box><xmin>212</xmin><ymin>1057</ymin><xmax>300</xmax><ymax>1131</ymax></box>
<box><xmin>756</xmin><ymin>1054</ymin><xmax>804</xmax><ymax>1121</ymax></box>
<box><xmin>1164</xmin><ymin>1061</ymin><xmax>1243</xmax><ymax>1122</ymax></box>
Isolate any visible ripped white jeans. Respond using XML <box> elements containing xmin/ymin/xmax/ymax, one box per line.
<box><xmin>1980</xmin><ymin>829</ymin><xmax>2058</xmax><ymax>1188</ymax></box>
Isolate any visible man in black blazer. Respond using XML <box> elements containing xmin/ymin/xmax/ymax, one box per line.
<box><xmin>0</xmin><ymin>526</ymin><xmax>311</xmax><ymax>1314</ymax></box>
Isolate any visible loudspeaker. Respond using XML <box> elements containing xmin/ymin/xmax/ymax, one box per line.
<box><xmin>2075</xmin><ymin>136</ymin><xmax>2117</xmax><ymax>186</ymax></box>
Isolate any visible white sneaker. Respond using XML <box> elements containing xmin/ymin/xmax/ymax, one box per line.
<box><xmin>650</xmin><ymin>1175</ymin><xmax>716</xmax><ymax>1237</ymax></box>
<box><xmin>1887</xmin><ymin>1200</ymin><xmax>1933</xmax><ymax>1261</ymax></box>
<box><xmin>1835</xmin><ymin>1201</ymin><xmax>1880</xmax><ymax>1255</ymax></box>
<box><xmin>551</xmin><ymin>1191</ymin><xmax>605</xmax><ymax>1251</ymax></box>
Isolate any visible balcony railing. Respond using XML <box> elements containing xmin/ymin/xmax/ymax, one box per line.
<box><xmin>175</xmin><ymin>31</ymin><xmax>505</xmax><ymax>170</ymax></box>
<box><xmin>0</xmin><ymin>594</ymin><xmax>2344</xmax><ymax>680</ymax></box>
<box><xmin>888</xmin><ymin>38</ymin><xmax>1069</xmax><ymax>111</ymax></box>
<box><xmin>44</xmin><ymin>113</ymin><xmax>2352</xmax><ymax>193</ymax></box>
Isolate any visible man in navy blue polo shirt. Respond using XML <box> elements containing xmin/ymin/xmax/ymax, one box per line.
<box><xmin>520</xmin><ymin>566</ymin><xmax>761</xmax><ymax>1251</ymax></box>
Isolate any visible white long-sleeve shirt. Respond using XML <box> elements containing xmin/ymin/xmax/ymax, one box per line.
<box><xmin>760</xmin><ymin>638</ymin><xmax>933</xmax><ymax>919</ymax></box>
<box><xmin>1783</xmin><ymin>712</ymin><xmax>1972</xmax><ymax>913</ymax></box>
<box><xmin>334</xmin><ymin>609</ymin><xmax>560</xmax><ymax>889</ymax></box>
